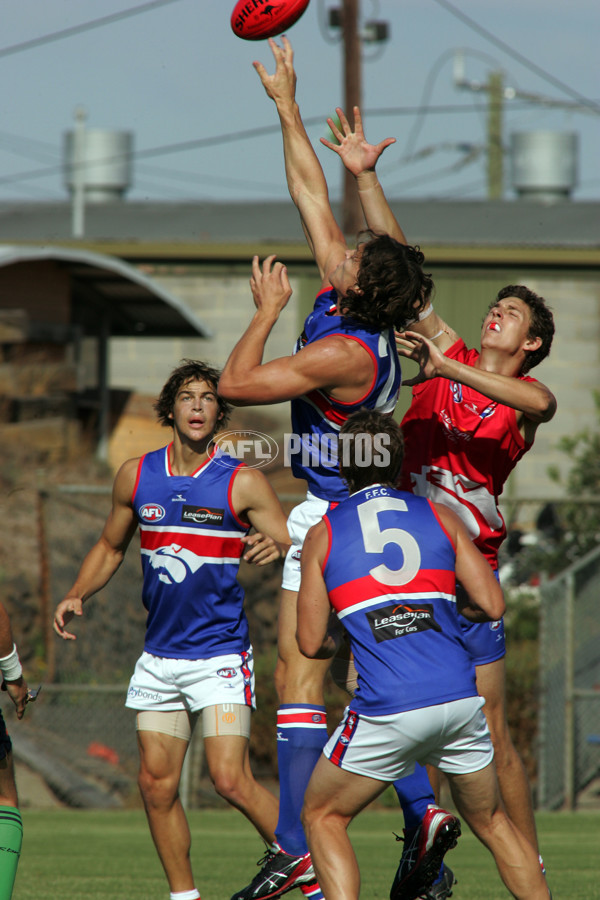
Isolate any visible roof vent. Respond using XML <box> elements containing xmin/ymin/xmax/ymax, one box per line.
<box><xmin>510</xmin><ymin>131</ymin><xmax>578</xmax><ymax>202</ymax></box>
<box><xmin>64</xmin><ymin>126</ymin><xmax>133</xmax><ymax>203</ymax></box>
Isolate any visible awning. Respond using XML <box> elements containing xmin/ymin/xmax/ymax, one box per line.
<box><xmin>0</xmin><ymin>244</ymin><xmax>210</xmax><ymax>338</ymax></box>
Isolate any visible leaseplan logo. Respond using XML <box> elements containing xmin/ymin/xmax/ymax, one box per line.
<box><xmin>213</xmin><ymin>430</ymin><xmax>279</xmax><ymax>469</ymax></box>
<box><xmin>182</xmin><ymin>506</ymin><xmax>224</xmax><ymax>525</ymax></box>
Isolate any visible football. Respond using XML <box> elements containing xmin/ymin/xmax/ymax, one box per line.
<box><xmin>231</xmin><ymin>0</ymin><xmax>310</xmax><ymax>41</ymax></box>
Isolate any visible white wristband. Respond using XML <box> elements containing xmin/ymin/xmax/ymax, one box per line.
<box><xmin>0</xmin><ymin>645</ymin><xmax>22</xmax><ymax>682</ymax></box>
<box><xmin>403</xmin><ymin>303</ymin><xmax>434</xmax><ymax>330</ymax></box>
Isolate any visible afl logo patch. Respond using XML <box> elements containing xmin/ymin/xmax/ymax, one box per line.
<box><xmin>217</xmin><ymin>668</ymin><xmax>237</xmax><ymax>679</ymax></box>
<box><xmin>490</xmin><ymin>620</ymin><xmax>502</xmax><ymax>632</ymax></box>
<box><xmin>140</xmin><ymin>504</ymin><xmax>165</xmax><ymax>522</ymax></box>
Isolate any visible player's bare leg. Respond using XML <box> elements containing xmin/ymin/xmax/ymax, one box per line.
<box><xmin>476</xmin><ymin>658</ymin><xmax>539</xmax><ymax>851</ymax></box>
<box><xmin>274</xmin><ymin>588</ymin><xmax>332</xmax><ymax>705</ymax></box>
<box><xmin>302</xmin><ymin>754</ymin><xmax>387</xmax><ymax>900</ymax></box>
<box><xmin>137</xmin><ymin>730</ymin><xmax>195</xmax><ymax>893</ymax></box>
<box><xmin>448</xmin><ymin>763</ymin><xmax>549</xmax><ymax>899</ymax></box>
<box><xmin>204</xmin><ymin>732</ymin><xmax>278</xmax><ymax>843</ymax></box>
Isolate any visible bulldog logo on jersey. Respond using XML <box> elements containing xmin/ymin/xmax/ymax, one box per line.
<box><xmin>141</xmin><ymin>543</ymin><xmax>204</xmax><ymax>584</ymax></box>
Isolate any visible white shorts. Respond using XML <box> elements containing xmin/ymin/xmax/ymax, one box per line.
<box><xmin>324</xmin><ymin>696</ymin><xmax>493</xmax><ymax>782</ymax></box>
<box><xmin>282</xmin><ymin>492</ymin><xmax>332</xmax><ymax>592</ymax></box>
<box><xmin>125</xmin><ymin>648</ymin><xmax>256</xmax><ymax>713</ymax></box>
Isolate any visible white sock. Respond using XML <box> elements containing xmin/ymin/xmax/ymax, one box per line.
<box><xmin>170</xmin><ymin>890</ymin><xmax>200</xmax><ymax>900</ymax></box>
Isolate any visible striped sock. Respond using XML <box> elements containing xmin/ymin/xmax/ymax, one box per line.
<box><xmin>275</xmin><ymin>705</ymin><xmax>328</xmax><ymax>856</ymax></box>
<box><xmin>300</xmin><ymin>879</ymin><xmax>324</xmax><ymax>900</ymax></box>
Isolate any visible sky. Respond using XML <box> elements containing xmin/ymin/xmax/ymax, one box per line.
<box><xmin>1</xmin><ymin>0</ymin><xmax>598</xmax><ymax>204</ymax></box>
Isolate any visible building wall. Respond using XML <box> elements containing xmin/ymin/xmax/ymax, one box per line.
<box><xmin>425</xmin><ymin>267</ymin><xmax>600</xmax><ymax>505</ymax></box>
<box><xmin>105</xmin><ymin>258</ymin><xmax>600</xmax><ymax>507</ymax></box>
<box><xmin>109</xmin><ymin>263</ymin><xmax>317</xmax><ymax>410</ymax></box>
<box><xmin>0</xmin><ymin>261</ymin><xmax>70</xmax><ymax>325</ymax></box>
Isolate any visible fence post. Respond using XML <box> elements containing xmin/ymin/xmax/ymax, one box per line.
<box><xmin>538</xmin><ymin>574</ymin><xmax>548</xmax><ymax>809</ymax></box>
<box><xmin>564</xmin><ymin>571</ymin><xmax>575</xmax><ymax>810</ymax></box>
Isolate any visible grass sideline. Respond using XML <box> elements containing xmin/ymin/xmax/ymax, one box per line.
<box><xmin>14</xmin><ymin>807</ymin><xmax>599</xmax><ymax>899</ymax></box>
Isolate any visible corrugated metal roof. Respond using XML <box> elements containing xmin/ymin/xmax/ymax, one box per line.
<box><xmin>0</xmin><ymin>198</ymin><xmax>598</xmax><ymax>250</ymax></box>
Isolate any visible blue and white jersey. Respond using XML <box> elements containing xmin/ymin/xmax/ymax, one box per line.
<box><xmin>290</xmin><ymin>287</ymin><xmax>401</xmax><ymax>502</ymax></box>
<box><xmin>133</xmin><ymin>444</ymin><xmax>250</xmax><ymax>659</ymax></box>
<box><xmin>322</xmin><ymin>485</ymin><xmax>478</xmax><ymax>715</ymax></box>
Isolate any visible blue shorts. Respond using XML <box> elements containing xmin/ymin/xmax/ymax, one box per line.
<box><xmin>0</xmin><ymin>710</ymin><xmax>12</xmax><ymax>761</ymax></box>
<box><xmin>458</xmin><ymin>570</ymin><xmax>505</xmax><ymax>666</ymax></box>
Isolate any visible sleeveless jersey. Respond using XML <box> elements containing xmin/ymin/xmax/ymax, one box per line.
<box><xmin>290</xmin><ymin>287</ymin><xmax>401</xmax><ymax>502</ymax></box>
<box><xmin>399</xmin><ymin>339</ymin><xmax>537</xmax><ymax>569</ymax></box>
<box><xmin>322</xmin><ymin>485</ymin><xmax>477</xmax><ymax>715</ymax></box>
<box><xmin>132</xmin><ymin>444</ymin><xmax>250</xmax><ymax>659</ymax></box>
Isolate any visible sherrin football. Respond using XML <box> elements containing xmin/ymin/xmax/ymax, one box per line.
<box><xmin>231</xmin><ymin>0</ymin><xmax>310</xmax><ymax>41</ymax></box>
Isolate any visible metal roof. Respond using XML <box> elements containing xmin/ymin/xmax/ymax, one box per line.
<box><xmin>0</xmin><ymin>244</ymin><xmax>210</xmax><ymax>338</ymax></box>
<box><xmin>0</xmin><ymin>198</ymin><xmax>599</xmax><ymax>250</ymax></box>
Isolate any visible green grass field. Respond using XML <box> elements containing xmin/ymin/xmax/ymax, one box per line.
<box><xmin>13</xmin><ymin>807</ymin><xmax>599</xmax><ymax>899</ymax></box>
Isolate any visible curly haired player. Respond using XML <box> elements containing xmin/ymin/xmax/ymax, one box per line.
<box><xmin>218</xmin><ymin>37</ymin><xmax>437</xmax><ymax>900</ymax></box>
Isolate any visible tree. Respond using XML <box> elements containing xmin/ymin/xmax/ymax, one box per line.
<box><xmin>546</xmin><ymin>389</ymin><xmax>600</xmax><ymax>568</ymax></box>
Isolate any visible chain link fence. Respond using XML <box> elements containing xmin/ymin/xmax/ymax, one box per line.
<box><xmin>538</xmin><ymin>544</ymin><xmax>600</xmax><ymax>809</ymax></box>
<box><xmin>10</xmin><ymin>484</ymin><xmax>600</xmax><ymax>810</ymax></box>
<box><xmin>10</xmin><ymin>683</ymin><xmax>211</xmax><ymax>809</ymax></box>
<box><xmin>7</xmin><ymin>483</ymin><xmax>277</xmax><ymax>810</ymax></box>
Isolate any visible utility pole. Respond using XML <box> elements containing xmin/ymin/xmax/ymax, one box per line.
<box><xmin>329</xmin><ymin>1</ymin><xmax>389</xmax><ymax>231</ymax></box>
<box><xmin>341</xmin><ymin>0</ymin><xmax>363</xmax><ymax>236</ymax></box>
<box><xmin>487</xmin><ymin>71</ymin><xmax>504</xmax><ymax>199</ymax></box>
<box><xmin>71</xmin><ymin>106</ymin><xmax>87</xmax><ymax>238</ymax></box>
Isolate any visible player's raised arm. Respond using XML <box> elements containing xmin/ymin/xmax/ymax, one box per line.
<box><xmin>253</xmin><ymin>37</ymin><xmax>347</xmax><ymax>282</ymax></box>
<box><xmin>321</xmin><ymin>105</ymin><xmax>407</xmax><ymax>244</ymax></box>
<box><xmin>218</xmin><ymin>255</ymin><xmax>373</xmax><ymax>405</ymax></box>
<box><xmin>322</xmin><ymin>105</ymin><xmax>454</xmax><ymax>345</ymax></box>
<box><xmin>53</xmin><ymin>458</ymin><xmax>140</xmax><ymax>640</ymax></box>
<box><xmin>397</xmin><ymin>329</ymin><xmax>556</xmax><ymax>422</ymax></box>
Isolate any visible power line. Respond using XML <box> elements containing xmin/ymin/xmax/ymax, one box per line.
<box><xmin>432</xmin><ymin>0</ymin><xmax>600</xmax><ymax>113</ymax></box>
<box><xmin>0</xmin><ymin>0</ymin><xmax>185</xmax><ymax>59</ymax></box>
<box><xmin>0</xmin><ymin>105</ymin><xmax>512</xmax><ymax>189</ymax></box>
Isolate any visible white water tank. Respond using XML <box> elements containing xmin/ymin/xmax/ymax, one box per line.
<box><xmin>64</xmin><ymin>129</ymin><xmax>133</xmax><ymax>202</ymax></box>
<box><xmin>510</xmin><ymin>131</ymin><xmax>578</xmax><ymax>202</ymax></box>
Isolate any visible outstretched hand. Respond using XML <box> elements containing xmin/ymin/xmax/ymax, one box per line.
<box><xmin>320</xmin><ymin>106</ymin><xmax>396</xmax><ymax>176</ymax></box>
<box><xmin>53</xmin><ymin>596</ymin><xmax>84</xmax><ymax>640</ymax></box>
<box><xmin>250</xmin><ymin>254</ymin><xmax>292</xmax><ymax>318</ymax></box>
<box><xmin>252</xmin><ymin>36</ymin><xmax>296</xmax><ymax>106</ymax></box>
<box><xmin>395</xmin><ymin>330</ymin><xmax>446</xmax><ymax>386</ymax></box>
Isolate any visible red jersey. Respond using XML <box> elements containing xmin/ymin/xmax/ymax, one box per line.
<box><xmin>399</xmin><ymin>339</ymin><xmax>537</xmax><ymax>569</ymax></box>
